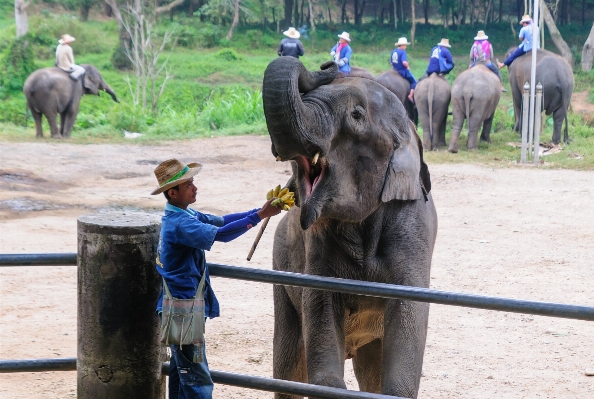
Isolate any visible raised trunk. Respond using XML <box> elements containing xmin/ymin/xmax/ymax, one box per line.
<box><xmin>263</xmin><ymin>58</ymin><xmax>337</xmax><ymax>160</ymax></box>
<box><xmin>540</xmin><ymin>0</ymin><xmax>574</xmax><ymax>67</ymax></box>
<box><xmin>582</xmin><ymin>22</ymin><xmax>594</xmax><ymax>71</ymax></box>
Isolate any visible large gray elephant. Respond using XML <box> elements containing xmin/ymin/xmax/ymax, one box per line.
<box><xmin>263</xmin><ymin>57</ymin><xmax>438</xmax><ymax>399</ymax></box>
<box><xmin>414</xmin><ymin>73</ymin><xmax>451</xmax><ymax>151</ymax></box>
<box><xmin>448</xmin><ymin>65</ymin><xmax>501</xmax><ymax>152</ymax></box>
<box><xmin>505</xmin><ymin>48</ymin><xmax>574</xmax><ymax>144</ymax></box>
<box><xmin>23</xmin><ymin>64</ymin><xmax>119</xmax><ymax>139</ymax></box>
<box><xmin>376</xmin><ymin>70</ymin><xmax>418</xmax><ymax>125</ymax></box>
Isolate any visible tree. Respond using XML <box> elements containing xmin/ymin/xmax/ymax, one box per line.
<box><xmin>226</xmin><ymin>0</ymin><xmax>241</xmax><ymax>40</ymax></box>
<box><xmin>540</xmin><ymin>0</ymin><xmax>574</xmax><ymax>66</ymax></box>
<box><xmin>15</xmin><ymin>0</ymin><xmax>30</xmax><ymax>37</ymax></box>
<box><xmin>582</xmin><ymin>22</ymin><xmax>594</xmax><ymax>71</ymax></box>
<box><xmin>411</xmin><ymin>0</ymin><xmax>416</xmax><ymax>48</ymax></box>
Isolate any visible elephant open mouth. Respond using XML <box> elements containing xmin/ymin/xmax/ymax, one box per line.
<box><xmin>293</xmin><ymin>152</ymin><xmax>326</xmax><ymax>202</ymax></box>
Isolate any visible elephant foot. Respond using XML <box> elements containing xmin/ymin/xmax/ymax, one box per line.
<box><xmin>448</xmin><ymin>147</ymin><xmax>458</xmax><ymax>154</ymax></box>
<box><xmin>51</xmin><ymin>134</ymin><xmax>63</xmax><ymax>139</ymax></box>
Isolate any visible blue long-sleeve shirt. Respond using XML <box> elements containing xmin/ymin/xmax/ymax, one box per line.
<box><xmin>155</xmin><ymin>203</ymin><xmax>261</xmax><ymax>317</ymax></box>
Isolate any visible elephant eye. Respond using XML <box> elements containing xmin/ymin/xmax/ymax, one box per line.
<box><xmin>351</xmin><ymin>105</ymin><xmax>365</xmax><ymax>121</ymax></box>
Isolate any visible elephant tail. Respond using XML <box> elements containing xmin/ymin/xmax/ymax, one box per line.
<box><xmin>428</xmin><ymin>80</ymin><xmax>434</xmax><ymax>142</ymax></box>
<box><xmin>465</xmin><ymin>93</ymin><xmax>471</xmax><ymax>128</ymax></box>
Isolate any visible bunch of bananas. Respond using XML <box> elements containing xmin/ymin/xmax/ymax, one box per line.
<box><xmin>266</xmin><ymin>185</ymin><xmax>295</xmax><ymax>211</ymax></box>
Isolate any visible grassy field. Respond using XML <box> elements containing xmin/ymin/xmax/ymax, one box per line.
<box><xmin>0</xmin><ymin>10</ymin><xmax>593</xmax><ymax>169</ymax></box>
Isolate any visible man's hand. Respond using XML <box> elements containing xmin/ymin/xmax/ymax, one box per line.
<box><xmin>257</xmin><ymin>199</ymin><xmax>282</xmax><ymax>220</ymax></box>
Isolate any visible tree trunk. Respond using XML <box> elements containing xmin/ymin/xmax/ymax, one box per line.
<box><xmin>155</xmin><ymin>0</ymin><xmax>187</xmax><ymax>14</ymax></box>
<box><xmin>390</xmin><ymin>0</ymin><xmax>396</xmax><ymax>27</ymax></box>
<box><xmin>294</xmin><ymin>0</ymin><xmax>299</xmax><ymax>26</ymax></box>
<box><xmin>300</xmin><ymin>0</ymin><xmax>305</xmax><ymax>26</ymax></box>
<box><xmin>80</xmin><ymin>0</ymin><xmax>91</xmax><ymax>22</ymax></box>
<box><xmin>308</xmin><ymin>0</ymin><xmax>316</xmax><ymax>31</ymax></box>
<box><xmin>283</xmin><ymin>0</ymin><xmax>294</xmax><ymax>27</ymax></box>
<box><xmin>15</xmin><ymin>0</ymin><xmax>29</xmax><ymax>37</ymax></box>
<box><xmin>226</xmin><ymin>0</ymin><xmax>241</xmax><ymax>40</ymax></box>
<box><xmin>498</xmin><ymin>0</ymin><xmax>502</xmax><ymax>22</ymax></box>
<box><xmin>411</xmin><ymin>0</ymin><xmax>415</xmax><ymax>48</ymax></box>
<box><xmin>582</xmin><ymin>22</ymin><xmax>594</xmax><ymax>71</ymax></box>
<box><xmin>540</xmin><ymin>0</ymin><xmax>574</xmax><ymax>66</ymax></box>
<box><xmin>328</xmin><ymin>5</ymin><xmax>332</xmax><ymax>23</ymax></box>
<box><xmin>341</xmin><ymin>0</ymin><xmax>346</xmax><ymax>24</ymax></box>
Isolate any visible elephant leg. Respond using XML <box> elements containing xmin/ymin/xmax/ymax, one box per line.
<box><xmin>31</xmin><ymin>110</ymin><xmax>44</xmax><ymax>138</ymax></box>
<box><xmin>437</xmin><ymin>112</ymin><xmax>447</xmax><ymax>147</ymax></box>
<box><xmin>448</xmin><ymin>101</ymin><xmax>464</xmax><ymax>153</ymax></box>
<box><xmin>352</xmin><ymin>338</ymin><xmax>382</xmax><ymax>393</ymax></box>
<box><xmin>63</xmin><ymin>103</ymin><xmax>80</xmax><ymax>138</ymax></box>
<box><xmin>46</xmin><ymin>112</ymin><xmax>61</xmax><ymax>139</ymax></box>
<box><xmin>480</xmin><ymin>114</ymin><xmax>494</xmax><ymax>143</ymax></box>
<box><xmin>551</xmin><ymin>108</ymin><xmax>566</xmax><ymax>145</ymax></box>
<box><xmin>381</xmin><ymin>299</ymin><xmax>429</xmax><ymax>398</ymax></box>
<box><xmin>59</xmin><ymin>112</ymin><xmax>66</xmax><ymax>137</ymax></box>
<box><xmin>303</xmin><ymin>289</ymin><xmax>346</xmax><ymax>392</ymax></box>
<box><xmin>273</xmin><ymin>285</ymin><xmax>306</xmax><ymax>399</ymax></box>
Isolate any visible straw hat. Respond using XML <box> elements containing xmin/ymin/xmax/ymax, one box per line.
<box><xmin>58</xmin><ymin>34</ymin><xmax>76</xmax><ymax>44</ymax></box>
<box><xmin>437</xmin><ymin>38</ymin><xmax>451</xmax><ymax>48</ymax></box>
<box><xmin>474</xmin><ymin>30</ymin><xmax>488</xmax><ymax>40</ymax></box>
<box><xmin>519</xmin><ymin>14</ymin><xmax>532</xmax><ymax>24</ymax></box>
<box><xmin>151</xmin><ymin>159</ymin><xmax>202</xmax><ymax>195</ymax></box>
<box><xmin>283</xmin><ymin>27</ymin><xmax>300</xmax><ymax>39</ymax></box>
<box><xmin>337</xmin><ymin>32</ymin><xmax>351</xmax><ymax>42</ymax></box>
<box><xmin>395</xmin><ymin>37</ymin><xmax>411</xmax><ymax>46</ymax></box>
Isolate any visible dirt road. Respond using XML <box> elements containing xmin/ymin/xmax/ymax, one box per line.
<box><xmin>1</xmin><ymin>136</ymin><xmax>593</xmax><ymax>398</ymax></box>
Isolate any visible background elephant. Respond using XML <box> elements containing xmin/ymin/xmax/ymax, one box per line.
<box><xmin>263</xmin><ymin>57</ymin><xmax>438</xmax><ymax>399</ymax></box>
<box><xmin>505</xmin><ymin>48</ymin><xmax>574</xmax><ymax>144</ymax></box>
<box><xmin>349</xmin><ymin>66</ymin><xmax>375</xmax><ymax>79</ymax></box>
<box><xmin>23</xmin><ymin>64</ymin><xmax>118</xmax><ymax>139</ymax></box>
<box><xmin>414</xmin><ymin>73</ymin><xmax>451</xmax><ymax>151</ymax></box>
<box><xmin>376</xmin><ymin>70</ymin><xmax>418</xmax><ymax>125</ymax></box>
<box><xmin>448</xmin><ymin>65</ymin><xmax>501</xmax><ymax>152</ymax></box>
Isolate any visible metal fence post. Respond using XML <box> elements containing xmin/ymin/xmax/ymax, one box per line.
<box><xmin>521</xmin><ymin>82</ymin><xmax>530</xmax><ymax>163</ymax></box>
<box><xmin>533</xmin><ymin>82</ymin><xmax>543</xmax><ymax>164</ymax></box>
<box><xmin>77</xmin><ymin>213</ymin><xmax>164</xmax><ymax>399</ymax></box>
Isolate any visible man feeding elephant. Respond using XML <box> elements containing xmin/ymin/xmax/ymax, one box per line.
<box><xmin>151</xmin><ymin>159</ymin><xmax>281</xmax><ymax>399</ymax></box>
<box><xmin>55</xmin><ymin>34</ymin><xmax>86</xmax><ymax>82</ymax></box>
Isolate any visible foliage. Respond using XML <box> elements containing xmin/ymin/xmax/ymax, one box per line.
<box><xmin>0</xmin><ymin>35</ymin><xmax>37</xmax><ymax>97</ymax></box>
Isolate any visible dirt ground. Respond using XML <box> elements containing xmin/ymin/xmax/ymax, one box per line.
<box><xmin>0</xmin><ymin>136</ymin><xmax>593</xmax><ymax>399</ymax></box>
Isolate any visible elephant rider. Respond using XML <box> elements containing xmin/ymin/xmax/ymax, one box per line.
<box><xmin>151</xmin><ymin>159</ymin><xmax>281</xmax><ymax>399</ymax></box>
<box><xmin>55</xmin><ymin>34</ymin><xmax>86</xmax><ymax>82</ymax></box>
<box><xmin>390</xmin><ymin>37</ymin><xmax>417</xmax><ymax>102</ymax></box>
<box><xmin>498</xmin><ymin>15</ymin><xmax>538</xmax><ymax>69</ymax></box>
<box><xmin>418</xmin><ymin>38</ymin><xmax>455</xmax><ymax>82</ymax></box>
<box><xmin>330</xmin><ymin>32</ymin><xmax>352</xmax><ymax>75</ymax></box>
<box><xmin>469</xmin><ymin>30</ymin><xmax>506</xmax><ymax>92</ymax></box>
<box><xmin>277</xmin><ymin>27</ymin><xmax>305</xmax><ymax>59</ymax></box>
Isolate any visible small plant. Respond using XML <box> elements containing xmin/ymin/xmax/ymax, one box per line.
<box><xmin>0</xmin><ymin>35</ymin><xmax>37</xmax><ymax>97</ymax></box>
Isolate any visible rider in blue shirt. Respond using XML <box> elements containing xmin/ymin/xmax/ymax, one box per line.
<box><xmin>391</xmin><ymin>37</ymin><xmax>417</xmax><ymax>102</ymax></box>
<box><xmin>151</xmin><ymin>159</ymin><xmax>281</xmax><ymax>399</ymax></box>
<box><xmin>418</xmin><ymin>38</ymin><xmax>454</xmax><ymax>82</ymax></box>
<box><xmin>330</xmin><ymin>31</ymin><xmax>353</xmax><ymax>75</ymax></box>
<box><xmin>499</xmin><ymin>14</ymin><xmax>538</xmax><ymax>68</ymax></box>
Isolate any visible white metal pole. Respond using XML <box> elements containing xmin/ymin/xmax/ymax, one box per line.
<box><xmin>533</xmin><ymin>82</ymin><xmax>543</xmax><ymax>164</ymax></box>
<box><xmin>521</xmin><ymin>83</ymin><xmax>530</xmax><ymax>163</ymax></box>
<box><xmin>528</xmin><ymin>0</ymin><xmax>541</xmax><ymax>159</ymax></box>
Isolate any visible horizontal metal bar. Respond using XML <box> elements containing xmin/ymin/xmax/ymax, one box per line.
<box><xmin>1</xmin><ymin>359</ymin><xmax>402</xmax><ymax>398</ymax></box>
<box><xmin>208</xmin><ymin>263</ymin><xmax>594</xmax><ymax>322</ymax></box>
<box><xmin>0</xmin><ymin>358</ymin><xmax>76</xmax><ymax>373</ymax></box>
<box><xmin>1</xmin><ymin>254</ymin><xmax>593</xmax><ymax>321</ymax></box>
<box><xmin>0</xmin><ymin>253</ymin><xmax>77</xmax><ymax>266</ymax></box>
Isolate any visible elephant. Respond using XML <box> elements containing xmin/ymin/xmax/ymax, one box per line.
<box><xmin>23</xmin><ymin>64</ymin><xmax>119</xmax><ymax>139</ymax></box>
<box><xmin>448</xmin><ymin>65</ymin><xmax>501</xmax><ymax>153</ymax></box>
<box><xmin>413</xmin><ymin>73</ymin><xmax>451</xmax><ymax>151</ymax></box>
<box><xmin>505</xmin><ymin>48</ymin><xmax>574</xmax><ymax>144</ymax></box>
<box><xmin>262</xmin><ymin>57</ymin><xmax>438</xmax><ymax>399</ymax></box>
<box><xmin>349</xmin><ymin>66</ymin><xmax>375</xmax><ymax>79</ymax></box>
<box><xmin>376</xmin><ymin>70</ymin><xmax>418</xmax><ymax>126</ymax></box>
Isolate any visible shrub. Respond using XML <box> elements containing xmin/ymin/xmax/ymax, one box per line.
<box><xmin>198</xmin><ymin>87</ymin><xmax>264</xmax><ymax>129</ymax></box>
<box><xmin>214</xmin><ymin>48</ymin><xmax>243</xmax><ymax>61</ymax></box>
<box><xmin>0</xmin><ymin>35</ymin><xmax>37</xmax><ymax>97</ymax></box>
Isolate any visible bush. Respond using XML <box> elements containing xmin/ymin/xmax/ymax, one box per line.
<box><xmin>0</xmin><ymin>35</ymin><xmax>37</xmax><ymax>97</ymax></box>
<box><xmin>214</xmin><ymin>48</ymin><xmax>243</xmax><ymax>61</ymax></box>
<box><xmin>196</xmin><ymin>24</ymin><xmax>222</xmax><ymax>48</ymax></box>
<box><xmin>0</xmin><ymin>96</ymin><xmax>27</xmax><ymax>125</ymax></box>
<box><xmin>198</xmin><ymin>87</ymin><xmax>264</xmax><ymax>129</ymax></box>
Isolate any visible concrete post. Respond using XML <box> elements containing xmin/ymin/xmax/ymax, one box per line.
<box><xmin>77</xmin><ymin>212</ymin><xmax>164</xmax><ymax>399</ymax></box>
<box><xmin>521</xmin><ymin>82</ymin><xmax>530</xmax><ymax>163</ymax></box>
<box><xmin>533</xmin><ymin>82</ymin><xmax>543</xmax><ymax>164</ymax></box>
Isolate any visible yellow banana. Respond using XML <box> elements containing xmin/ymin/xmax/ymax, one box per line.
<box><xmin>266</xmin><ymin>189</ymin><xmax>274</xmax><ymax>201</ymax></box>
<box><xmin>281</xmin><ymin>192</ymin><xmax>293</xmax><ymax>202</ymax></box>
<box><xmin>283</xmin><ymin>204</ymin><xmax>291</xmax><ymax>211</ymax></box>
<box><xmin>271</xmin><ymin>198</ymin><xmax>283</xmax><ymax>207</ymax></box>
<box><xmin>273</xmin><ymin>185</ymin><xmax>281</xmax><ymax>197</ymax></box>
<box><xmin>278</xmin><ymin>187</ymin><xmax>289</xmax><ymax>198</ymax></box>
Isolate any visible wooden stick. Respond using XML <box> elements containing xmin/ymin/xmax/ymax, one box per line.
<box><xmin>247</xmin><ymin>217</ymin><xmax>270</xmax><ymax>261</ymax></box>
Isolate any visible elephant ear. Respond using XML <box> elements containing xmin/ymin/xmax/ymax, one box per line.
<box><xmin>381</xmin><ymin>120</ymin><xmax>430</xmax><ymax>202</ymax></box>
<box><xmin>82</xmin><ymin>66</ymin><xmax>100</xmax><ymax>95</ymax></box>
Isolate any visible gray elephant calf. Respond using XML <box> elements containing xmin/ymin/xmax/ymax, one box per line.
<box><xmin>414</xmin><ymin>73</ymin><xmax>451</xmax><ymax>151</ymax></box>
<box><xmin>449</xmin><ymin>65</ymin><xmax>501</xmax><ymax>152</ymax></box>
<box><xmin>263</xmin><ymin>57</ymin><xmax>438</xmax><ymax>399</ymax></box>
<box><xmin>24</xmin><ymin>64</ymin><xmax>118</xmax><ymax>139</ymax></box>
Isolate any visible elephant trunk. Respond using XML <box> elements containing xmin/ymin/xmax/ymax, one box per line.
<box><xmin>102</xmin><ymin>82</ymin><xmax>119</xmax><ymax>103</ymax></box>
<box><xmin>262</xmin><ymin>57</ymin><xmax>337</xmax><ymax>160</ymax></box>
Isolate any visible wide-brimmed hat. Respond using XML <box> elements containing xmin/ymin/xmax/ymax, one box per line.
<box><xmin>395</xmin><ymin>37</ymin><xmax>411</xmax><ymax>46</ymax></box>
<box><xmin>58</xmin><ymin>34</ymin><xmax>76</xmax><ymax>44</ymax></box>
<box><xmin>437</xmin><ymin>38</ymin><xmax>451</xmax><ymax>48</ymax></box>
<box><xmin>283</xmin><ymin>27</ymin><xmax>300</xmax><ymax>39</ymax></box>
<box><xmin>474</xmin><ymin>30</ymin><xmax>488</xmax><ymax>40</ymax></box>
<box><xmin>519</xmin><ymin>14</ymin><xmax>532</xmax><ymax>24</ymax></box>
<box><xmin>337</xmin><ymin>32</ymin><xmax>351</xmax><ymax>42</ymax></box>
<box><xmin>151</xmin><ymin>159</ymin><xmax>202</xmax><ymax>195</ymax></box>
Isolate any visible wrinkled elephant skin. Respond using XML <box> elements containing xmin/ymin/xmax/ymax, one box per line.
<box><xmin>263</xmin><ymin>57</ymin><xmax>438</xmax><ymax>399</ymax></box>
<box><xmin>23</xmin><ymin>64</ymin><xmax>118</xmax><ymax>139</ymax></box>
<box><xmin>507</xmin><ymin>49</ymin><xmax>574</xmax><ymax>144</ymax></box>
<box><xmin>414</xmin><ymin>74</ymin><xmax>451</xmax><ymax>151</ymax></box>
<box><xmin>449</xmin><ymin>65</ymin><xmax>501</xmax><ymax>153</ymax></box>
<box><xmin>376</xmin><ymin>70</ymin><xmax>419</xmax><ymax>126</ymax></box>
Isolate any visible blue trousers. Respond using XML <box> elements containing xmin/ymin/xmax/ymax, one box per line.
<box><xmin>396</xmin><ymin>69</ymin><xmax>417</xmax><ymax>90</ymax></box>
<box><xmin>169</xmin><ymin>343</ymin><xmax>213</xmax><ymax>399</ymax></box>
<box><xmin>503</xmin><ymin>47</ymin><xmax>528</xmax><ymax>67</ymax></box>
